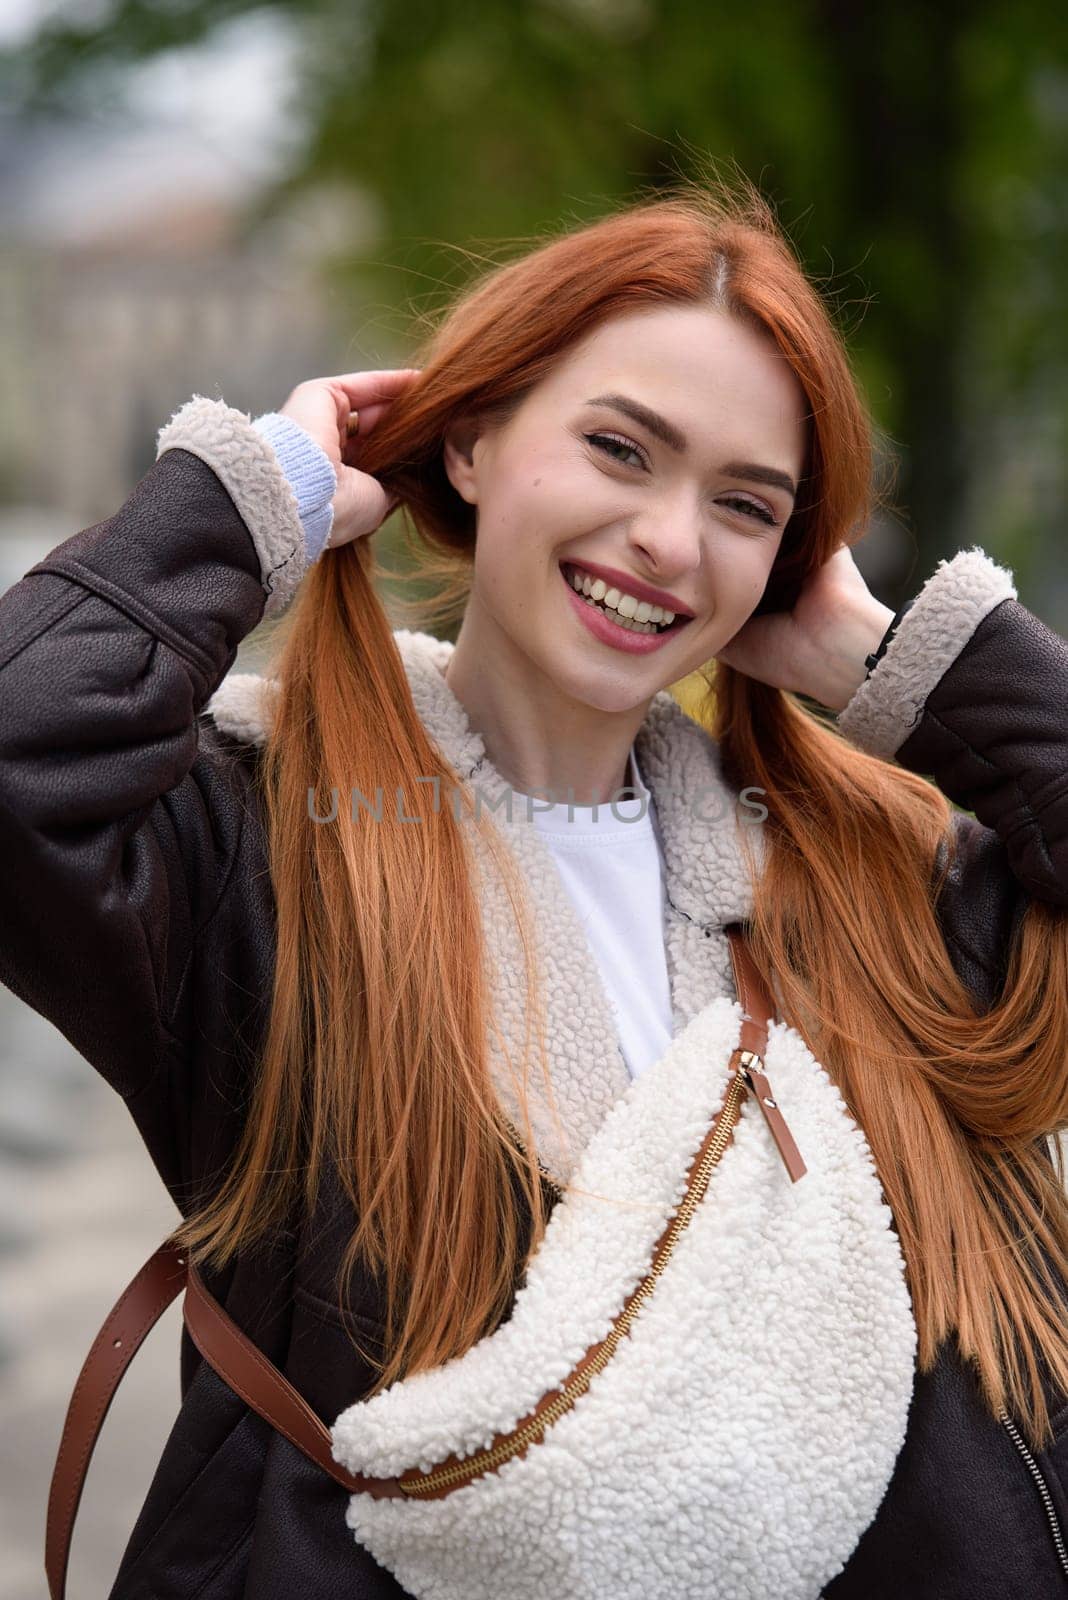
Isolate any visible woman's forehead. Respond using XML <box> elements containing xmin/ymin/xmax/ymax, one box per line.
<box><xmin>524</xmin><ymin>306</ymin><xmax>807</xmax><ymax>471</ymax></box>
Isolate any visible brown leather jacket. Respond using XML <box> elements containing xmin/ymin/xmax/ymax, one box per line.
<box><xmin>2</xmin><ymin>432</ymin><xmax>1068</xmax><ymax>1598</ymax></box>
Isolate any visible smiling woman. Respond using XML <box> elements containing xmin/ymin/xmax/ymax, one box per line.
<box><xmin>7</xmin><ymin>172</ymin><xmax>1068</xmax><ymax>1600</ymax></box>
<box><xmin>432</xmin><ymin>302</ymin><xmax>808</xmax><ymax>775</ymax></box>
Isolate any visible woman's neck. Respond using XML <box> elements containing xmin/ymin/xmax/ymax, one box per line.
<box><xmin>443</xmin><ymin>615</ymin><xmax>650</xmax><ymax>808</ymax></box>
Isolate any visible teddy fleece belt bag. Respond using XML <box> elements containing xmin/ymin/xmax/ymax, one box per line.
<box><xmin>46</xmin><ymin>924</ymin><xmax>919</xmax><ymax>1600</ymax></box>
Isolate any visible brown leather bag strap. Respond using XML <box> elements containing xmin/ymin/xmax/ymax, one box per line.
<box><xmin>725</xmin><ymin>921</ymin><xmax>775</xmax><ymax>1046</ymax></box>
<box><xmin>46</xmin><ymin>927</ymin><xmax>787</xmax><ymax>1598</ymax></box>
<box><xmin>46</xmin><ymin>1242</ymin><xmax>187</xmax><ymax>1600</ymax></box>
<box><xmin>182</xmin><ymin>1255</ymin><xmax>369</xmax><ymax>1496</ymax></box>
<box><xmin>725</xmin><ymin>922</ymin><xmax>807</xmax><ymax>1184</ymax></box>
<box><xmin>45</xmin><ymin>1240</ymin><xmax>383</xmax><ymax>1600</ymax></box>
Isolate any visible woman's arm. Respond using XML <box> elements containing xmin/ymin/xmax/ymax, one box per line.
<box><xmin>0</xmin><ymin>367</ymin><xmax>412</xmax><ymax>1106</ymax></box>
<box><xmin>0</xmin><ymin>398</ymin><xmax>311</xmax><ymax>1098</ymax></box>
<box><xmin>835</xmin><ymin>548</ymin><xmax>1068</xmax><ymax>1004</ymax></box>
<box><xmin>837</xmin><ymin>549</ymin><xmax>1068</xmax><ymax>906</ymax></box>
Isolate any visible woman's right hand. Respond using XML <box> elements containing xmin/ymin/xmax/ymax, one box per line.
<box><xmin>278</xmin><ymin>368</ymin><xmax>421</xmax><ymax>547</ymax></box>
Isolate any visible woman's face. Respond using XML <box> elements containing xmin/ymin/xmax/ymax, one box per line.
<box><xmin>443</xmin><ymin>303</ymin><xmax>808</xmax><ymax>714</ymax></box>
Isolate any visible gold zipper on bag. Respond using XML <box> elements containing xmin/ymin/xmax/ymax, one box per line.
<box><xmin>395</xmin><ymin>1056</ymin><xmax>753</xmax><ymax>1499</ymax></box>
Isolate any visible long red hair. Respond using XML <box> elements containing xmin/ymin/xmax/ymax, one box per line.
<box><xmin>174</xmin><ymin>172</ymin><xmax>1068</xmax><ymax>1448</ymax></box>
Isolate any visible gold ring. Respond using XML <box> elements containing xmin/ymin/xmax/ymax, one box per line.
<box><xmin>346</xmin><ymin>410</ymin><xmax>360</xmax><ymax>438</ymax></box>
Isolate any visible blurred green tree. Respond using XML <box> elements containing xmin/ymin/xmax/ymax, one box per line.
<box><xmin>4</xmin><ymin>0</ymin><xmax>1066</xmax><ymax>602</ymax></box>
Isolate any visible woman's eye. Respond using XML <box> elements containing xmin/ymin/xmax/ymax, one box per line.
<box><xmin>585</xmin><ymin>434</ymin><xmax>778</xmax><ymax>526</ymax></box>
<box><xmin>585</xmin><ymin>432</ymin><xmax>647</xmax><ymax>470</ymax></box>
<box><xmin>721</xmin><ymin>495</ymin><xmax>778</xmax><ymax>527</ymax></box>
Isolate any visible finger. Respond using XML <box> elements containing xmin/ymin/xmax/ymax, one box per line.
<box><xmin>325</xmin><ymin>368</ymin><xmax>422</xmax><ymax>404</ymax></box>
<box><xmin>338</xmin><ymin>400</ymin><xmax>392</xmax><ymax>462</ymax></box>
<box><xmin>346</xmin><ymin>400</ymin><xmax>392</xmax><ymax>434</ymax></box>
<box><xmin>339</xmin><ymin>395</ymin><xmax>414</xmax><ymax>468</ymax></box>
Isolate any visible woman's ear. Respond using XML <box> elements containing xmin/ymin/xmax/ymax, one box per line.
<box><xmin>442</xmin><ymin>418</ymin><xmax>483</xmax><ymax>506</ymax></box>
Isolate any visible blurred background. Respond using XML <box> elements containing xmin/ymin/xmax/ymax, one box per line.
<box><xmin>0</xmin><ymin>1</ymin><xmax>1066</xmax><ymax>1594</ymax></box>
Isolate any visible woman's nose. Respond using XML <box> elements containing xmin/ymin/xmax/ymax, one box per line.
<box><xmin>625</xmin><ymin>498</ymin><xmax>704</xmax><ymax>579</ymax></box>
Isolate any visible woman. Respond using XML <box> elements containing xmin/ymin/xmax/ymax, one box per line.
<box><xmin>4</xmin><ymin>179</ymin><xmax>1068</xmax><ymax>1598</ymax></box>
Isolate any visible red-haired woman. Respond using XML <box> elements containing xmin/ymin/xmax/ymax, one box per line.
<box><xmin>5</xmin><ymin>182</ymin><xmax>1068</xmax><ymax>1599</ymax></box>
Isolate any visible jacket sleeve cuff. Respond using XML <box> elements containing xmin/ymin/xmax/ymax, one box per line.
<box><xmin>155</xmin><ymin>394</ymin><xmax>310</xmax><ymax>617</ymax></box>
<box><xmin>835</xmin><ymin>547</ymin><xmax>1018</xmax><ymax>759</ymax></box>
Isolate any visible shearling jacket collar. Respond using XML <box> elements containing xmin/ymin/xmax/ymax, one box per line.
<box><xmin>207</xmin><ymin>629</ymin><xmax>764</xmax><ymax>1185</ymax></box>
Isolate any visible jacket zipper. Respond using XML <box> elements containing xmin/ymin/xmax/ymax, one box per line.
<box><xmin>999</xmin><ymin>1410</ymin><xmax>1068</xmax><ymax>1581</ymax></box>
<box><xmin>395</xmin><ymin>1058</ymin><xmax>754</xmax><ymax>1498</ymax></box>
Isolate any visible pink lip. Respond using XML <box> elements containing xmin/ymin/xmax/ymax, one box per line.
<box><xmin>560</xmin><ymin>559</ymin><xmax>694</xmax><ymax>618</ymax></box>
<box><xmin>559</xmin><ymin>565</ymin><xmax>691</xmax><ymax>655</ymax></box>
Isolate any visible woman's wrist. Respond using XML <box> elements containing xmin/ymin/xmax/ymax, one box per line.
<box><xmin>802</xmin><ymin>595</ymin><xmax>896</xmax><ymax>712</ymax></box>
<box><xmin>251</xmin><ymin>412</ymin><xmax>337</xmax><ymax>559</ymax></box>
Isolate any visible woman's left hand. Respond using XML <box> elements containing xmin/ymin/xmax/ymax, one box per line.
<box><xmin>714</xmin><ymin>544</ymin><xmax>896</xmax><ymax>712</ymax></box>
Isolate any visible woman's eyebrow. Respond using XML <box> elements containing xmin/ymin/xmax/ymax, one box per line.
<box><xmin>584</xmin><ymin>391</ymin><xmax>798</xmax><ymax>501</ymax></box>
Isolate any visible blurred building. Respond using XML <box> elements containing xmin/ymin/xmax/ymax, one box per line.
<box><xmin>0</xmin><ymin>181</ymin><xmax>374</xmax><ymax>531</ymax></box>
<box><xmin>0</xmin><ymin>15</ymin><xmax>388</xmax><ymax>553</ymax></box>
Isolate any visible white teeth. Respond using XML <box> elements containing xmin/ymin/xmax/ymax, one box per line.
<box><xmin>581</xmin><ymin>595</ymin><xmax>657</xmax><ymax>633</ymax></box>
<box><xmin>566</xmin><ymin>564</ymin><xmax>680</xmax><ymax>634</ymax></box>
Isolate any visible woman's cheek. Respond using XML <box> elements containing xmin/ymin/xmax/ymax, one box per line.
<box><xmin>541</xmin><ymin>463</ymin><xmax>624</xmax><ymax>532</ymax></box>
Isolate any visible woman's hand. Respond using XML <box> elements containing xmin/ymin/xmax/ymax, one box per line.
<box><xmin>279</xmin><ymin>368</ymin><xmax>420</xmax><ymax>547</ymax></box>
<box><xmin>715</xmin><ymin>544</ymin><xmax>896</xmax><ymax>712</ymax></box>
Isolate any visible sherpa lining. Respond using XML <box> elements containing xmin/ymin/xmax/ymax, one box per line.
<box><xmin>837</xmin><ymin>547</ymin><xmax>1016</xmax><ymax>758</ymax></box>
<box><xmin>205</xmin><ymin>630</ymin><xmax>761</xmax><ymax>1185</ymax></box>
<box><xmin>202</xmin><ymin>557</ymin><xmax>1004</xmax><ymax>1191</ymax></box>
<box><xmin>156</xmin><ymin>394</ymin><xmax>308</xmax><ymax>616</ymax></box>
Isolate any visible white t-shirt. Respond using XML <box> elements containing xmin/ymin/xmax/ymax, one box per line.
<box><xmin>508</xmin><ymin>746</ymin><xmax>674</xmax><ymax>1081</ymax></box>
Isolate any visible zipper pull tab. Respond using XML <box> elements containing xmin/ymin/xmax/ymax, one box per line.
<box><xmin>736</xmin><ymin>1049</ymin><xmax>807</xmax><ymax>1184</ymax></box>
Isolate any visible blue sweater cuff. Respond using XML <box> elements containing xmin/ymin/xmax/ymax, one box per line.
<box><xmin>251</xmin><ymin>412</ymin><xmax>337</xmax><ymax>561</ymax></box>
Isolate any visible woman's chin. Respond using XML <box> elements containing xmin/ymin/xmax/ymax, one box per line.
<box><xmin>537</xmin><ymin>653</ymin><xmax>659</xmax><ymax>717</ymax></box>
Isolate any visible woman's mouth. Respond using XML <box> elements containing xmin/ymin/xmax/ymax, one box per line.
<box><xmin>559</xmin><ymin>561</ymin><xmax>693</xmax><ymax>654</ymax></box>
